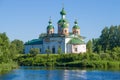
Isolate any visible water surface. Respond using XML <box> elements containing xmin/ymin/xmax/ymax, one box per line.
<box><xmin>0</xmin><ymin>66</ymin><xmax>120</xmax><ymax>80</ymax></box>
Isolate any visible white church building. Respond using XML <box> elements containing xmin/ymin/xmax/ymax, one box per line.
<box><xmin>24</xmin><ymin>8</ymin><xmax>86</xmax><ymax>54</ymax></box>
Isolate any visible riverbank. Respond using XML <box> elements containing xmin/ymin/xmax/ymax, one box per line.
<box><xmin>16</xmin><ymin>53</ymin><xmax>120</xmax><ymax>69</ymax></box>
<box><xmin>0</xmin><ymin>61</ymin><xmax>18</xmax><ymax>74</ymax></box>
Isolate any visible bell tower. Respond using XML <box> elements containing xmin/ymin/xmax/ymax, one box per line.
<box><xmin>57</xmin><ymin>8</ymin><xmax>69</xmax><ymax>36</ymax></box>
<box><xmin>47</xmin><ymin>19</ymin><xmax>54</xmax><ymax>35</ymax></box>
<box><xmin>72</xmin><ymin>20</ymin><xmax>80</xmax><ymax>35</ymax></box>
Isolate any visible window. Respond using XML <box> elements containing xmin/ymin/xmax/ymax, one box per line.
<box><xmin>65</xmin><ymin>30</ymin><xmax>67</xmax><ymax>33</ymax></box>
<box><xmin>73</xmin><ymin>31</ymin><xmax>75</xmax><ymax>34</ymax></box>
<box><xmin>52</xmin><ymin>47</ymin><xmax>55</xmax><ymax>53</ymax></box>
<box><xmin>75</xmin><ymin>48</ymin><xmax>77</xmax><ymax>52</ymax></box>
<box><xmin>59</xmin><ymin>45</ymin><xmax>61</xmax><ymax>48</ymax></box>
<box><xmin>50</xmin><ymin>31</ymin><xmax>52</xmax><ymax>34</ymax></box>
<box><xmin>39</xmin><ymin>48</ymin><xmax>41</xmax><ymax>53</ymax></box>
<box><xmin>76</xmin><ymin>31</ymin><xmax>78</xmax><ymax>34</ymax></box>
<box><xmin>48</xmin><ymin>46</ymin><xmax>50</xmax><ymax>49</ymax></box>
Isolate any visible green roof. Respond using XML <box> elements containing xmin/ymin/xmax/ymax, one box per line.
<box><xmin>47</xmin><ymin>19</ymin><xmax>54</xmax><ymax>30</ymax></box>
<box><xmin>68</xmin><ymin>38</ymin><xmax>85</xmax><ymax>44</ymax></box>
<box><xmin>73</xmin><ymin>20</ymin><xmax>80</xmax><ymax>29</ymax></box>
<box><xmin>58</xmin><ymin>19</ymin><xmax>69</xmax><ymax>28</ymax></box>
<box><xmin>58</xmin><ymin>19</ymin><xmax>68</xmax><ymax>24</ymax></box>
<box><xmin>60</xmin><ymin>8</ymin><xmax>66</xmax><ymax>15</ymax></box>
<box><xmin>61</xmin><ymin>23</ymin><xmax>68</xmax><ymax>28</ymax></box>
<box><xmin>24</xmin><ymin>39</ymin><xmax>43</xmax><ymax>45</ymax></box>
<box><xmin>73</xmin><ymin>25</ymin><xmax>80</xmax><ymax>29</ymax></box>
<box><xmin>49</xmin><ymin>20</ymin><xmax>52</xmax><ymax>24</ymax></box>
<box><xmin>47</xmin><ymin>25</ymin><xmax>54</xmax><ymax>30</ymax></box>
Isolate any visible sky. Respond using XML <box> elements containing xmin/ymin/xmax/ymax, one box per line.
<box><xmin>0</xmin><ymin>0</ymin><xmax>120</xmax><ymax>42</ymax></box>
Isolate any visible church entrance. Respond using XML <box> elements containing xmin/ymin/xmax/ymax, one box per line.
<box><xmin>52</xmin><ymin>47</ymin><xmax>55</xmax><ymax>53</ymax></box>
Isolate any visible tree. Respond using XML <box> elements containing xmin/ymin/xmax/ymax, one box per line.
<box><xmin>98</xmin><ymin>25</ymin><xmax>120</xmax><ymax>51</ymax></box>
<box><xmin>11</xmin><ymin>39</ymin><xmax>24</xmax><ymax>54</ymax></box>
<box><xmin>29</xmin><ymin>48</ymin><xmax>40</xmax><ymax>56</ymax></box>
<box><xmin>0</xmin><ymin>33</ymin><xmax>11</xmax><ymax>63</ymax></box>
<box><xmin>9</xmin><ymin>43</ymin><xmax>17</xmax><ymax>59</ymax></box>
<box><xmin>45</xmin><ymin>49</ymin><xmax>52</xmax><ymax>61</ymax></box>
<box><xmin>99</xmin><ymin>27</ymin><xmax>109</xmax><ymax>52</ymax></box>
<box><xmin>109</xmin><ymin>26</ymin><xmax>117</xmax><ymax>50</ymax></box>
<box><xmin>86</xmin><ymin>40</ymin><xmax>93</xmax><ymax>53</ymax></box>
<box><xmin>57</xmin><ymin>47</ymin><xmax>62</xmax><ymax>54</ymax></box>
<box><xmin>113</xmin><ymin>47</ymin><xmax>120</xmax><ymax>53</ymax></box>
<box><xmin>46</xmin><ymin>49</ymin><xmax>52</xmax><ymax>54</ymax></box>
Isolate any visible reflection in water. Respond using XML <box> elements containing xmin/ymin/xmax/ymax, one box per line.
<box><xmin>64</xmin><ymin>70</ymin><xmax>87</xmax><ymax>80</ymax></box>
<box><xmin>0</xmin><ymin>67</ymin><xmax>120</xmax><ymax>80</ymax></box>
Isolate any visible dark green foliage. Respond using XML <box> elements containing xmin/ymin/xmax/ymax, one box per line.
<box><xmin>86</xmin><ymin>40</ymin><xmax>93</xmax><ymax>53</ymax></box>
<box><xmin>0</xmin><ymin>33</ymin><xmax>18</xmax><ymax>74</ymax></box>
<box><xmin>46</xmin><ymin>49</ymin><xmax>52</xmax><ymax>54</ymax></box>
<box><xmin>93</xmin><ymin>25</ymin><xmax>120</xmax><ymax>53</ymax></box>
<box><xmin>11</xmin><ymin>39</ymin><xmax>24</xmax><ymax>54</ymax></box>
<box><xmin>9</xmin><ymin>43</ymin><xmax>17</xmax><ymax>59</ymax></box>
<box><xmin>99</xmin><ymin>27</ymin><xmax>109</xmax><ymax>52</ymax></box>
<box><xmin>16</xmin><ymin>52</ymin><xmax>120</xmax><ymax>68</ymax></box>
<box><xmin>57</xmin><ymin>47</ymin><xmax>62</xmax><ymax>54</ymax></box>
<box><xmin>29</xmin><ymin>48</ymin><xmax>40</xmax><ymax>56</ymax></box>
<box><xmin>0</xmin><ymin>33</ymin><xmax>11</xmax><ymax>63</ymax></box>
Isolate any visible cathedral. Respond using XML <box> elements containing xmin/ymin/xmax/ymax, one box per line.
<box><xmin>24</xmin><ymin>8</ymin><xmax>86</xmax><ymax>54</ymax></box>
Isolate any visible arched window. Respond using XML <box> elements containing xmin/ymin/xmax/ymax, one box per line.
<box><xmin>47</xmin><ymin>31</ymin><xmax>49</xmax><ymax>34</ymax></box>
<box><xmin>65</xmin><ymin>30</ymin><xmax>67</xmax><ymax>33</ymax></box>
<box><xmin>48</xmin><ymin>46</ymin><xmax>50</xmax><ymax>49</ymax></box>
<box><xmin>52</xmin><ymin>46</ymin><xmax>55</xmax><ymax>53</ymax></box>
<box><xmin>39</xmin><ymin>48</ymin><xmax>41</xmax><ymax>53</ymax></box>
<box><xmin>76</xmin><ymin>31</ymin><xmax>78</xmax><ymax>34</ymax></box>
<box><xmin>73</xmin><ymin>31</ymin><xmax>75</xmax><ymax>34</ymax></box>
<box><xmin>75</xmin><ymin>48</ymin><xmax>77</xmax><ymax>52</ymax></box>
<box><xmin>59</xmin><ymin>45</ymin><xmax>61</xmax><ymax>48</ymax></box>
<box><xmin>50</xmin><ymin>31</ymin><xmax>52</xmax><ymax>34</ymax></box>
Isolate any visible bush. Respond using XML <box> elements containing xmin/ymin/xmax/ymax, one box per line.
<box><xmin>16</xmin><ymin>53</ymin><xmax>120</xmax><ymax>68</ymax></box>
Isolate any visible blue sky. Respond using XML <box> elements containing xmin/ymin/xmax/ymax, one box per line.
<box><xmin>0</xmin><ymin>0</ymin><xmax>120</xmax><ymax>42</ymax></box>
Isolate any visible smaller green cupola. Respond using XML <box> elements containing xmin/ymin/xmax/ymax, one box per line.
<box><xmin>73</xmin><ymin>20</ymin><xmax>80</xmax><ymax>29</ymax></box>
<box><xmin>60</xmin><ymin>8</ymin><xmax>66</xmax><ymax>15</ymax></box>
<box><xmin>47</xmin><ymin>19</ymin><xmax>54</xmax><ymax>30</ymax></box>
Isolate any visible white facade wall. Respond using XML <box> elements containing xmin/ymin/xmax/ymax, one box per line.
<box><xmin>24</xmin><ymin>37</ymin><xmax>86</xmax><ymax>54</ymax></box>
<box><xmin>78</xmin><ymin>44</ymin><xmax>86</xmax><ymax>53</ymax></box>
<box><xmin>67</xmin><ymin>44</ymin><xmax>72</xmax><ymax>53</ymax></box>
<box><xmin>65</xmin><ymin>38</ymin><xmax>71</xmax><ymax>53</ymax></box>
<box><xmin>72</xmin><ymin>44</ymin><xmax>86</xmax><ymax>53</ymax></box>
<box><xmin>43</xmin><ymin>37</ymin><xmax>65</xmax><ymax>53</ymax></box>
<box><xmin>24</xmin><ymin>45</ymin><xmax>43</xmax><ymax>54</ymax></box>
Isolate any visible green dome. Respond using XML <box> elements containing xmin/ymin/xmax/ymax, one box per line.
<box><xmin>73</xmin><ymin>20</ymin><xmax>80</xmax><ymax>29</ymax></box>
<box><xmin>58</xmin><ymin>19</ymin><xmax>69</xmax><ymax>28</ymax></box>
<box><xmin>49</xmin><ymin>20</ymin><xmax>52</xmax><ymax>24</ymax></box>
<box><xmin>47</xmin><ymin>19</ymin><xmax>54</xmax><ymax>30</ymax></box>
<box><xmin>47</xmin><ymin>25</ymin><xmax>54</xmax><ymax>30</ymax></box>
<box><xmin>73</xmin><ymin>25</ymin><xmax>80</xmax><ymax>29</ymax></box>
<box><xmin>58</xmin><ymin>19</ymin><xmax>69</xmax><ymax>27</ymax></box>
<box><xmin>58</xmin><ymin>19</ymin><xmax>68</xmax><ymax>24</ymax></box>
<box><xmin>68</xmin><ymin>38</ymin><xmax>85</xmax><ymax>44</ymax></box>
<box><xmin>60</xmin><ymin>8</ymin><xmax>66</xmax><ymax>15</ymax></box>
<box><xmin>61</xmin><ymin>23</ymin><xmax>68</xmax><ymax>28</ymax></box>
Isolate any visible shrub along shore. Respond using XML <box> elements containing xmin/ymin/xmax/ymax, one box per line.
<box><xmin>16</xmin><ymin>53</ymin><xmax>120</xmax><ymax>69</ymax></box>
<box><xmin>0</xmin><ymin>61</ymin><xmax>18</xmax><ymax>74</ymax></box>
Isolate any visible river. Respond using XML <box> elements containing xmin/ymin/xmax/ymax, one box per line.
<box><xmin>0</xmin><ymin>66</ymin><xmax>120</xmax><ymax>80</ymax></box>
